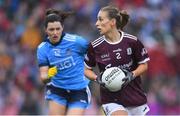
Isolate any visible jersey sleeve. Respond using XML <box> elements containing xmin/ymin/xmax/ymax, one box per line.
<box><xmin>133</xmin><ymin>39</ymin><xmax>150</xmax><ymax>64</ymax></box>
<box><xmin>36</xmin><ymin>43</ymin><xmax>49</xmax><ymax>67</ymax></box>
<box><xmin>76</xmin><ymin>36</ymin><xmax>89</xmax><ymax>54</ymax></box>
<box><xmin>84</xmin><ymin>43</ymin><xmax>96</xmax><ymax>69</ymax></box>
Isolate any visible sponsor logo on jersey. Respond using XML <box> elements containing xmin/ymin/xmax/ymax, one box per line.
<box><xmin>66</xmin><ymin>48</ymin><xmax>72</xmax><ymax>56</ymax></box>
<box><xmin>53</xmin><ymin>49</ymin><xmax>61</xmax><ymax>56</ymax></box>
<box><xmin>102</xmin><ymin>58</ymin><xmax>111</xmax><ymax>61</ymax></box>
<box><xmin>47</xmin><ymin>90</ymin><xmax>51</xmax><ymax>95</ymax></box>
<box><xmin>118</xmin><ymin>60</ymin><xmax>133</xmax><ymax>69</ymax></box>
<box><xmin>105</xmin><ymin>60</ymin><xmax>133</xmax><ymax>70</ymax></box>
<box><xmin>113</xmin><ymin>48</ymin><xmax>122</xmax><ymax>52</ymax></box>
<box><xmin>101</xmin><ymin>53</ymin><xmax>109</xmax><ymax>58</ymax></box>
<box><xmin>127</xmin><ymin>48</ymin><xmax>132</xmax><ymax>55</ymax></box>
<box><xmin>101</xmin><ymin>53</ymin><xmax>111</xmax><ymax>61</ymax></box>
<box><xmin>141</xmin><ymin>48</ymin><xmax>147</xmax><ymax>56</ymax></box>
<box><xmin>105</xmin><ymin>64</ymin><xmax>112</xmax><ymax>69</ymax></box>
<box><xmin>51</xmin><ymin>56</ymin><xmax>76</xmax><ymax>70</ymax></box>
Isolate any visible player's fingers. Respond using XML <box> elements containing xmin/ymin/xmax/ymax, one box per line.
<box><xmin>122</xmin><ymin>77</ymin><xmax>128</xmax><ymax>82</ymax></box>
<box><xmin>51</xmin><ymin>67</ymin><xmax>57</xmax><ymax>73</ymax></box>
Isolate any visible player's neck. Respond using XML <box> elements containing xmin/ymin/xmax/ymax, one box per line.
<box><xmin>105</xmin><ymin>29</ymin><xmax>121</xmax><ymax>43</ymax></box>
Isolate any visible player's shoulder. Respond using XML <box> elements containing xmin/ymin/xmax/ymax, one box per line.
<box><xmin>63</xmin><ymin>33</ymin><xmax>77</xmax><ymax>42</ymax></box>
<box><xmin>64</xmin><ymin>33</ymin><xmax>85</xmax><ymax>42</ymax></box>
<box><xmin>37</xmin><ymin>41</ymin><xmax>47</xmax><ymax>50</ymax></box>
<box><xmin>91</xmin><ymin>35</ymin><xmax>105</xmax><ymax>48</ymax></box>
<box><xmin>123</xmin><ymin>32</ymin><xmax>138</xmax><ymax>41</ymax></box>
<box><xmin>64</xmin><ymin>33</ymin><xmax>88</xmax><ymax>47</ymax></box>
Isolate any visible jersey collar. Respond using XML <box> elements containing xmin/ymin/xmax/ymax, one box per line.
<box><xmin>104</xmin><ymin>31</ymin><xmax>124</xmax><ymax>45</ymax></box>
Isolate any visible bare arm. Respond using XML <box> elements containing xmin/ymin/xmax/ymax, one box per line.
<box><xmin>84</xmin><ymin>67</ymin><xmax>98</xmax><ymax>81</ymax></box>
<box><xmin>132</xmin><ymin>62</ymin><xmax>148</xmax><ymax>78</ymax></box>
<box><xmin>39</xmin><ymin>66</ymin><xmax>51</xmax><ymax>84</ymax></box>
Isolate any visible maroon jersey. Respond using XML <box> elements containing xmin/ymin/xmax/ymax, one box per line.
<box><xmin>85</xmin><ymin>31</ymin><xmax>150</xmax><ymax>107</ymax></box>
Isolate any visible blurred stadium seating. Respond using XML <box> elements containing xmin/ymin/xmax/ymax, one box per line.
<box><xmin>0</xmin><ymin>0</ymin><xmax>179</xmax><ymax>115</ymax></box>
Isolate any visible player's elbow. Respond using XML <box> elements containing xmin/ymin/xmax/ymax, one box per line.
<box><xmin>42</xmin><ymin>78</ymin><xmax>51</xmax><ymax>84</ymax></box>
<box><xmin>40</xmin><ymin>75</ymin><xmax>50</xmax><ymax>84</ymax></box>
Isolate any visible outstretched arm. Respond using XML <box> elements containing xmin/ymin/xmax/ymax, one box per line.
<box><xmin>122</xmin><ymin>62</ymin><xmax>148</xmax><ymax>87</ymax></box>
<box><xmin>132</xmin><ymin>62</ymin><xmax>148</xmax><ymax>78</ymax></box>
<box><xmin>84</xmin><ymin>67</ymin><xmax>105</xmax><ymax>86</ymax></box>
<box><xmin>84</xmin><ymin>67</ymin><xmax>97</xmax><ymax>81</ymax></box>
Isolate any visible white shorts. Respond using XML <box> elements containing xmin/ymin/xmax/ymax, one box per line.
<box><xmin>102</xmin><ymin>103</ymin><xmax>149</xmax><ymax>116</ymax></box>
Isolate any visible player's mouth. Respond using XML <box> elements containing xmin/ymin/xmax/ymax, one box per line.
<box><xmin>97</xmin><ymin>27</ymin><xmax>102</xmax><ymax>32</ymax></box>
<box><xmin>98</xmin><ymin>28</ymin><xmax>104</xmax><ymax>34</ymax></box>
<box><xmin>52</xmin><ymin>36</ymin><xmax>59</xmax><ymax>41</ymax></box>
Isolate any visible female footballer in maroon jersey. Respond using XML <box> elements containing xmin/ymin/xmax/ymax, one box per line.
<box><xmin>84</xmin><ymin>5</ymin><xmax>150</xmax><ymax>115</ymax></box>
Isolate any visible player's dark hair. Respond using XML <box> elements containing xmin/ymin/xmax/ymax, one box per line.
<box><xmin>44</xmin><ymin>8</ymin><xmax>74</xmax><ymax>28</ymax></box>
<box><xmin>101</xmin><ymin>5</ymin><xmax>129</xmax><ymax>30</ymax></box>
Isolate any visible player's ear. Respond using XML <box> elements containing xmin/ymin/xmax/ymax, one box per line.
<box><xmin>62</xmin><ymin>24</ymin><xmax>64</xmax><ymax>30</ymax></box>
<box><xmin>45</xmin><ymin>28</ymin><xmax>48</xmax><ymax>34</ymax></box>
<box><xmin>110</xmin><ymin>18</ymin><xmax>116</xmax><ymax>27</ymax></box>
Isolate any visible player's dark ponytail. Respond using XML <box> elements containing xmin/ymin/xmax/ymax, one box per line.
<box><xmin>101</xmin><ymin>5</ymin><xmax>129</xmax><ymax>30</ymax></box>
<box><xmin>45</xmin><ymin>8</ymin><xmax>74</xmax><ymax>28</ymax></box>
<box><xmin>119</xmin><ymin>10</ymin><xmax>129</xmax><ymax>30</ymax></box>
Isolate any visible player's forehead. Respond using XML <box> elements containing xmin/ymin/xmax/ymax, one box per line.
<box><xmin>47</xmin><ymin>21</ymin><xmax>62</xmax><ymax>29</ymax></box>
<box><xmin>97</xmin><ymin>10</ymin><xmax>108</xmax><ymax>19</ymax></box>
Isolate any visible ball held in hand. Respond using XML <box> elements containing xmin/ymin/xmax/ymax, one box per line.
<box><xmin>101</xmin><ymin>67</ymin><xmax>126</xmax><ymax>92</ymax></box>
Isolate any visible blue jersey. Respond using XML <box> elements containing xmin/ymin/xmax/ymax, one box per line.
<box><xmin>37</xmin><ymin>33</ymin><xmax>90</xmax><ymax>90</ymax></box>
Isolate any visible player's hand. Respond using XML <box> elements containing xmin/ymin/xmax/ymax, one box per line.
<box><xmin>121</xmin><ymin>69</ymin><xmax>135</xmax><ymax>88</ymax></box>
<box><xmin>48</xmin><ymin>66</ymin><xmax>57</xmax><ymax>78</ymax></box>
<box><xmin>96</xmin><ymin>76</ymin><xmax>105</xmax><ymax>86</ymax></box>
<box><xmin>95</xmin><ymin>72</ymin><xmax>105</xmax><ymax>87</ymax></box>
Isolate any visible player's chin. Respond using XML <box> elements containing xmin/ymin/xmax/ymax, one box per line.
<box><xmin>99</xmin><ymin>30</ymin><xmax>105</xmax><ymax>35</ymax></box>
<box><xmin>53</xmin><ymin>38</ymin><xmax>60</xmax><ymax>42</ymax></box>
<box><xmin>51</xmin><ymin>39</ymin><xmax>60</xmax><ymax>44</ymax></box>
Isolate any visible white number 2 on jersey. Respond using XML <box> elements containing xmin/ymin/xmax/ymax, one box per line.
<box><xmin>116</xmin><ymin>52</ymin><xmax>121</xmax><ymax>59</ymax></box>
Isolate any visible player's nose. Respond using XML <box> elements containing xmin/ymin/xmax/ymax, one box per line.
<box><xmin>95</xmin><ymin>20</ymin><xmax>99</xmax><ymax>27</ymax></box>
<box><xmin>53</xmin><ymin>30</ymin><xmax>58</xmax><ymax>34</ymax></box>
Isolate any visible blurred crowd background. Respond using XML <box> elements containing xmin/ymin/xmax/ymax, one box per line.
<box><xmin>0</xmin><ymin>0</ymin><xmax>180</xmax><ymax>115</ymax></box>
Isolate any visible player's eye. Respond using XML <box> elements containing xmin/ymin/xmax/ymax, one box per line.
<box><xmin>98</xmin><ymin>18</ymin><xmax>103</xmax><ymax>22</ymax></box>
<box><xmin>56</xmin><ymin>27</ymin><xmax>60</xmax><ymax>31</ymax></box>
<box><xmin>97</xmin><ymin>16</ymin><xmax>101</xmax><ymax>21</ymax></box>
<box><xmin>49</xmin><ymin>28</ymin><xmax>54</xmax><ymax>31</ymax></box>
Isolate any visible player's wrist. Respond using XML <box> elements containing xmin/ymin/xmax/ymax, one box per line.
<box><xmin>95</xmin><ymin>75</ymin><xmax>105</xmax><ymax>86</ymax></box>
<box><xmin>47</xmin><ymin>75</ymin><xmax>53</xmax><ymax>79</ymax></box>
<box><xmin>131</xmin><ymin>72</ymin><xmax>136</xmax><ymax>80</ymax></box>
<box><xmin>48</xmin><ymin>66</ymin><xmax>58</xmax><ymax>78</ymax></box>
<box><xmin>131</xmin><ymin>71</ymin><xmax>136</xmax><ymax>78</ymax></box>
<box><xmin>94</xmin><ymin>75</ymin><xmax>98</xmax><ymax>81</ymax></box>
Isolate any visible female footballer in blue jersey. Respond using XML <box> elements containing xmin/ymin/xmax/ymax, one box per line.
<box><xmin>36</xmin><ymin>8</ymin><xmax>91</xmax><ymax>115</ymax></box>
<box><xmin>84</xmin><ymin>6</ymin><xmax>150</xmax><ymax>116</ymax></box>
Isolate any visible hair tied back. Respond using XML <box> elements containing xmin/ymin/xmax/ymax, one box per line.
<box><xmin>46</xmin><ymin>13</ymin><xmax>58</xmax><ymax>17</ymax></box>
